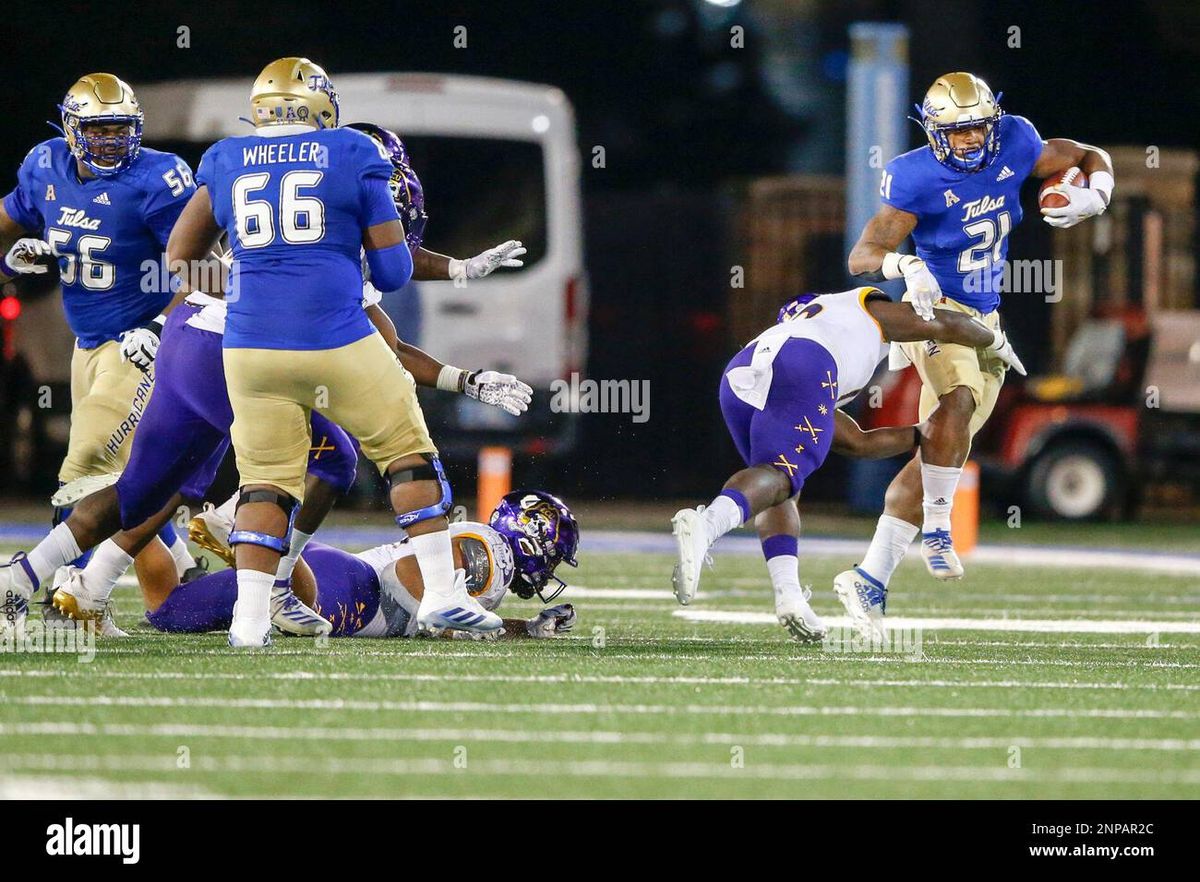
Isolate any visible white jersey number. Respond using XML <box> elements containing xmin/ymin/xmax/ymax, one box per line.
<box><xmin>232</xmin><ymin>171</ymin><xmax>326</xmax><ymax>249</ymax></box>
<box><xmin>957</xmin><ymin>210</ymin><xmax>1012</xmax><ymax>274</ymax></box>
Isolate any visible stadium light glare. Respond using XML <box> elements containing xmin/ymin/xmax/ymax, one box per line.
<box><xmin>531</xmin><ymin>114</ymin><xmax>551</xmax><ymax>133</ymax></box>
<box><xmin>703</xmin><ymin>0</ymin><xmax>743</xmax><ymax>7</ymax></box>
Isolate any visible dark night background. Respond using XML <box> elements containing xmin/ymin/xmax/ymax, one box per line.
<box><xmin>1</xmin><ymin>0</ymin><xmax>1196</xmax><ymax>501</ymax></box>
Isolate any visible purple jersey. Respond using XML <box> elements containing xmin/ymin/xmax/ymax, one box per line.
<box><xmin>881</xmin><ymin>114</ymin><xmax>1044</xmax><ymax>314</ymax></box>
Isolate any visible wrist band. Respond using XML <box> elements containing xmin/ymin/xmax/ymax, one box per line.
<box><xmin>436</xmin><ymin>364</ymin><xmax>468</xmax><ymax>393</ymax></box>
<box><xmin>1089</xmin><ymin>170</ymin><xmax>1114</xmax><ymax>205</ymax></box>
<box><xmin>447</xmin><ymin>258</ymin><xmax>466</xmax><ymax>281</ymax></box>
<box><xmin>882</xmin><ymin>252</ymin><xmax>920</xmax><ymax>280</ymax></box>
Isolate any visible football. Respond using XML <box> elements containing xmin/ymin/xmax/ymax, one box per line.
<box><xmin>1038</xmin><ymin>166</ymin><xmax>1089</xmax><ymax>209</ymax></box>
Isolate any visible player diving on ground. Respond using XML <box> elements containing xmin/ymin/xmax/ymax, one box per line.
<box><xmin>670</xmin><ymin>286</ymin><xmax>1024</xmax><ymax>642</ymax></box>
<box><xmin>838</xmin><ymin>72</ymin><xmax>1114</xmax><ymax>636</ymax></box>
<box><xmin>142</xmin><ymin>492</ymin><xmax>578</xmax><ymax>641</ymax></box>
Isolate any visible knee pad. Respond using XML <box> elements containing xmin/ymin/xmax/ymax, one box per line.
<box><xmin>390</xmin><ymin>455</ymin><xmax>452</xmax><ymax>530</ymax></box>
<box><xmin>228</xmin><ymin>489</ymin><xmax>297</xmax><ymax>554</ymax></box>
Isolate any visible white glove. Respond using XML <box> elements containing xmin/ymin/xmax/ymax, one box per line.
<box><xmin>450</xmin><ymin>240</ymin><xmax>526</xmax><ymax>280</ymax></box>
<box><xmin>899</xmin><ymin>255</ymin><xmax>941</xmax><ymax>321</ymax></box>
<box><xmin>1041</xmin><ymin>184</ymin><xmax>1107</xmax><ymax>229</ymax></box>
<box><xmin>526</xmin><ymin>603</ymin><xmax>576</xmax><ymax>638</ymax></box>
<box><xmin>3</xmin><ymin>238</ymin><xmax>55</xmax><ymax>275</ymax></box>
<box><xmin>988</xmin><ymin>328</ymin><xmax>1026</xmax><ymax>376</ymax></box>
<box><xmin>464</xmin><ymin>370</ymin><xmax>533</xmax><ymax>416</ymax></box>
<box><xmin>119</xmin><ymin>316</ymin><xmax>165</xmax><ymax>373</ymax></box>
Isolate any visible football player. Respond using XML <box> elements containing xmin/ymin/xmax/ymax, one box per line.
<box><xmin>838</xmin><ymin>72</ymin><xmax>1114</xmax><ymax>627</ymax></box>
<box><xmin>0</xmin><ymin>73</ymin><xmax>202</xmax><ymax>626</ymax></box>
<box><xmin>124</xmin><ymin>491</ymin><xmax>579</xmax><ymax>641</ymax></box>
<box><xmin>7</xmin><ymin>117</ymin><xmax>532</xmax><ymax>642</ymax></box>
<box><xmin>670</xmin><ymin>287</ymin><xmax>1024</xmax><ymax>642</ymax></box>
<box><xmin>165</xmin><ymin>58</ymin><xmax>512</xmax><ymax>646</ymax></box>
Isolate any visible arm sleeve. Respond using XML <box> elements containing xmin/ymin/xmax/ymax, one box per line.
<box><xmin>365</xmin><ymin>241</ymin><xmax>413</xmax><ymax>293</ymax></box>
<box><xmin>880</xmin><ymin>157</ymin><xmax>923</xmax><ymax>215</ymax></box>
<box><xmin>144</xmin><ymin>158</ymin><xmax>198</xmax><ymax>250</ymax></box>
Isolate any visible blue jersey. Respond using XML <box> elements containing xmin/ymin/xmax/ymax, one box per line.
<box><xmin>2</xmin><ymin>139</ymin><xmax>195</xmax><ymax>347</ymax></box>
<box><xmin>880</xmin><ymin>114</ymin><xmax>1044</xmax><ymax>314</ymax></box>
<box><xmin>196</xmin><ymin>126</ymin><xmax>400</xmax><ymax>350</ymax></box>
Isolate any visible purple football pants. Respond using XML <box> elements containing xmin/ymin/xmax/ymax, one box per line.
<box><xmin>115</xmin><ymin>303</ymin><xmax>360</xmax><ymax>528</ymax></box>
<box><xmin>718</xmin><ymin>337</ymin><xmax>839</xmax><ymax>496</ymax></box>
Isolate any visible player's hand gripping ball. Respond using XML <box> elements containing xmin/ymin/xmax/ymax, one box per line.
<box><xmin>1040</xmin><ymin>167</ymin><xmax>1103</xmax><ymax>228</ymax></box>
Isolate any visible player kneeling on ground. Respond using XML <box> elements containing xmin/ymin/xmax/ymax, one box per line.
<box><xmin>670</xmin><ymin>287</ymin><xmax>1024</xmax><ymax>642</ymax></box>
<box><xmin>130</xmin><ymin>491</ymin><xmax>578</xmax><ymax>640</ymax></box>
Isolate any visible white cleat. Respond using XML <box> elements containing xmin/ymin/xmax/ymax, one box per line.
<box><xmin>921</xmin><ymin>529</ymin><xmax>964</xmax><ymax>580</ymax></box>
<box><xmin>270</xmin><ymin>581</ymin><xmax>332</xmax><ymax>636</ymax></box>
<box><xmin>833</xmin><ymin>568</ymin><xmax>888</xmax><ymax>642</ymax></box>
<box><xmin>417</xmin><ymin>569</ymin><xmax>503</xmax><ymax>634</ymax></box>
<box><xmin>188</xmin><ymin>504</ymin><xmax>235</xmax><ymax>567</ymax></box>
<box><xmin>50</xmin><ymin>565</ymin><xmax>106</xmax><ymax>624</ymax></box>
<box><xmin>50</xmin><ymin>473</ymin><xmax>120</xmax><ymax>508</ymax></box>
<box><xmin>776</xmin><ymin>586</ymin><xmax>827</xmax><ymax>644</ymax></box>
<box><xmin>1</xmin><ymin>554</ymin><xmax>33</xmax><ymax>641</ymax></box>
<box><xmin>671</xmin><ymin>506</ymin><xmax>712</xmax><ymax>606</ymax></box>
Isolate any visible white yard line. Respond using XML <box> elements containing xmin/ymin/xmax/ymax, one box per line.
<box><xmin>5</xmin><ymin>694</ymin><xmax>1197</xmax><ymax>719</ymax></box>
<box><xmin>674</xmin><ymin>609</ymin><xmax>1200</xmax><ymax>634</ymax></box>
<box><xmin>0</xmin><ymin>752</ymin><xmax>1196</xmax><ymax>786</ymax></box>
<box><xmin>2</xmin><ymin>668</ymin><xmax>1197</xmax><ymax>691</ymax></box>
<box><xmin>1</xmin><ymin>722</ymin><xmax>1197</xmax><ymax>752</ymax></box>
<box><xmin>584</xmin><ymin>530</ymin><xmax>1200</xmax><ymax>576</ymax></box>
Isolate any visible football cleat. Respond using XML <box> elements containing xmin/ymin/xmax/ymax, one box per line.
<box><xmin>188</xmin><ymin>505</ymin><xmax>235</xmax><ymax>567</ymax></box>
<box><xmin>180</xmin><ymin>555</ymin><xmax>210</xmax><ymax>584</ymax></box>
<box><xmin>228</xmin><ymin>614</ymin><xmax>273</xmax><ymax>649</ymax></box>
<box><xmin>921</xmin><ymin>528</ymin><xmax>964</xmax><ymax>580</ymax></box>
<box><xmin>50</xmin><ymin>473</ymin><xmax>121</xmax><ymax>508</ymax></box>
<box><xmin>416</xmin><ymin>569</ymin><xmax>503</xmax><ymax>634</ymax></box>
<box><xmin>1</xmin><ymin>553</ymin><xmax>35</xmax><ymax>641</ymax></box>
<box><xmin>270</xmin><ymin>581</ymin><xmax>332</xmax><ymax>637</ymax></box>
<box><xmin>776</xmin><ymin>586</ymin><xmax>827</xmax><ymax>644</ymax></box>
<box><xmin>670</xmin><ymin>506</ymin><xmax>713</xmax><ymax>606</ymax></box>
<box><xmin>51</xmin><ymin>565</ymin><xmax>104</xmax><ymax>623</ymax></box>
<box><xmin>833</xmin><ymin>567</ymin><xmax>888</xmax><ymax>642</ymax></box>
<box><xmin>49</xmin><ymin>567</ymin><xmax>128</xmax><ymax>637</ymax></box>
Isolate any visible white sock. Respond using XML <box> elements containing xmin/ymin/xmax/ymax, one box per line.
<box><xmin>22</xmin><ymin>523</ymin><xmax>84</xmax><ymax>592</ymax></box>
<box><xmin>165</xmin><ymin>531</ymin><xmax>194</xmax><ymax>578</ymax></box>
<box><xmin>81</xmin><ymin>539</ymin><xmax>134</xmax><ymax>603</ymax></box>
<box><xmin>408</xmin><ymin>529</ymin><xmax>458</xmax><ymax>602</ymax></box>
<box><xmin>701</xmin><ymin>495</ymin><xmax>744</xmax><ymax>545</ymax></box>
<box><xmin>232</xmin><ymin>569</ymin><xmax>273</xmax><ymax>631</ymax></box>
<box><xmin>859</xmin><ymin>515</ymin><xmax>919</xmax><ymax>587</ymax></box>
<box><xmin>921</xmin><ymin>463</ymin><xmax>963</xmax><ymax>533</ymax></box>
<box><xmin>766</xmin><ymin>554</ymin><xmax>803</xmax><ymax>611</ymax></box>
<box><xmin>274</xmin><ymin>528</ymin><xmax>313</xmax><ymax>585</ymax></box>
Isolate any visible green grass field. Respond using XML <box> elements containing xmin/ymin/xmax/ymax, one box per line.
<box><xmin>2</xmin><ymin>536</ymin><xmax>1198</xmax><ymax>799</ymax></box>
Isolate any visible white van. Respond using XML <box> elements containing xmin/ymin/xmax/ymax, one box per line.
<box><xmin>138</xmin><ymin>72</ymin><xmax>587</xmax><ymax>455</ymax></box>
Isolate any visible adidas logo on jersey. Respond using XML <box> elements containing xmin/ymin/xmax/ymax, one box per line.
<box><xmin>92</xmin><ymin>192</ymin><xmax>111</xmax><ymax>205</ymax></box>
<box><xmin>943</xmin><ymin>189</ymin><xmax>959</xmax><ymax>207</ymax></box>
<box><xmin>996</xmin><ymin>165</ymin><xmax>1015</xmax><ymax>181</ymax></box>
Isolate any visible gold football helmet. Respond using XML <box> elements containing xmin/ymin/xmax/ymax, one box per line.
<box><xmin>250</xmin><ymin>57</ymin><xmax>339</xmax><ymax>129</ymax></box>
<box><xmin>915</xmin><ymin>72</ymin><xmax>1003</xmax><ymax>172</ymax></box>
<box><xmin>60</xmin><ymin>73</ymin><xmax>144</xmax><ymax>176</ymax></box>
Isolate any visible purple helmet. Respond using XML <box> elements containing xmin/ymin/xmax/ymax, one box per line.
<box><xmin>489</xmin><ymin>490</ymin><xmax>579</xmax><ymax>602</ymax></box>
<box><xmin>777</xmin><ymin>293</ymin><xmax>820</xmax><ymax>323</ymax></box>
<box><xmin>346</xmin><ymin>121</ymin><xmax>428</xmax><ymax>251</ymax></box>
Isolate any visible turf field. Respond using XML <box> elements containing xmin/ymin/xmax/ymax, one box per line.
<box><xmin>1</xmin><ymin>526</ymin><xmax>1198</xmax><ymax>799</ymax></box>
